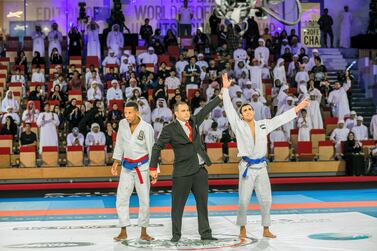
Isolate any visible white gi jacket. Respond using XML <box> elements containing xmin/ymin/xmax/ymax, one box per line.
<box><xmin>223</xmin><ymin>88</ymin><xmax>297</xmax><ymax>169</ymax></box>
<box><xmin>113</xmin><ymin>118</ymin><xmax>155</xmax><ymax>172</ymax></box>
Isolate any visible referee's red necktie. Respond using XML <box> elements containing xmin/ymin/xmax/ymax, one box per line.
<box><xmin>185</xmin><ymin>121</ymin><xmax>193</xmax><ymax>142</ymax></box>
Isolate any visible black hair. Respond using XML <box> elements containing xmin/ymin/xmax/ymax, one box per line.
<box><xmin>125</xmin><ymin>101</ymin><xmax>139</xmax><ymax>111</ymax></box>
<box><xmin>239</xmin><ymin>103</ymin><xmax>254</xmax><ymax>115</ymax></box>
<box><xmin>211</xmin><ymin>121</ymin><xmax>218</xmax><ymax>129</ymax></box>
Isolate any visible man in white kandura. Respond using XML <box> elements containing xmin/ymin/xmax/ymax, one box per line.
<box><xmin>221</xmin><ymin>73</ymin><xmax>309</xmax><ymax>240</ymax></box>
<box><xmin>111</xmin><ymin>101</ymin><xmax>155</xmax><ymax>242</ymax></box>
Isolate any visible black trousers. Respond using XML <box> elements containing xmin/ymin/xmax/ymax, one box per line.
<box><xmin>171</xmin><ymin>167</ymin><xmax>212</xmax><ymax>239</ymax></box>
<box><xmin>344</xmin><ymin>154</ymin><xmax>365</xmax><ymax>176</ymax></box>
<box><xmin>322</xmin><ymin>29</ymin><xmax>334</xmax><ymax>47</ymax></box>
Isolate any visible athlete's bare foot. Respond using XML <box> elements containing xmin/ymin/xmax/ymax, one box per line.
<box><xmin>113</xmin><ymin>228</ymin><xmax>127</xmax><ymax>241</ymax></box>
<box><xmin>140</xmin><ymin>227</ymin><xmax>155</xmax><ymax>241</ymax></box>
<box><xmin>239</xmin><ymin>226</ymin><xmax>247</xmax><ymax>240</ymax></box>
<box><xmin>263</xmin><ymin>227</ymin><xmax>276</xmax><ymax>238</ymax></box>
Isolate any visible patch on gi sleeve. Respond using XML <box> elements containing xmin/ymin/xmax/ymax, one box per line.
<box><xmin>259</xmin><ymin>124</ymin><xmax>267</xmax><ymax>130</ymax></box>
<box><xmin>137</xmin><ymin>130</ymin><xmax>145</xmax><ymax>140</ymax></box>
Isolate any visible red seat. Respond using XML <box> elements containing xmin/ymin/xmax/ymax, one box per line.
<box><xmin>273</xmin><ymin>141</ymin><xmax>290</xmax><ymax>161</ymax></box>
<box><xmin>68</xmin><ymin>90</ymin><xmax>82</xmax><ymax>95</ymax></box>
<box><xmin>291</xmin><ymin>129</ymin><xmax>298</xmax><ymax>136</ymax></box>
<box><xmin>361</xmin><ymin>140</ymin><xmax>375</xmax><ymax>146</ymax></box>
<box><xmin>324</xmin><ymin>117</ymin><xmax>338</xmax><ymax>126</ymax></box>
<box><xmin>274</xmin><ymin>141</ymin><xmax>289</xmax><ymax>147</ymax></box>
<box><xmin>311</xmin><ymin>129</ymin><xmax>326</xmax><ymax>134</ymax></box>
<box><xmin>109</xmin><ymin>99</ymin><xmax>124</xmax><ymax>111</ymax></box>
<box><xmin>8</xmin><ymin>82</ymin><xmax>22</xmax><ymax>87</ymax></box>
<box><xmin>265</xmin><ymin>87</ymin><xmax>272</xmax><ymax>96</ymax></box>
<box><xmin>167</xmin><ymin>46</ymin><xmax>180</xmax><ymax>58</ymax></box>
<box><xmin>12</xmin><ymin>65</ymin><xmax>25</xmax><ymax>74</ymax></box>
<box><xmin>206</xmin><ymin>143</ymin><xmax>223</xmax><ymax>163</ymax></box>
<box><xmin>158</xmin><ymin>55</ymin><xmax>170</xmax><ymax>64</ymax></box>
<box><xmin>296</xmin><ymin>141</ymin><xmax>314</xmax><ymax>160</ymax></box>
<box><xmin>47</xmin><ymin>100</ymin><xmax>60</xmax><ymax>108</ymax></box>
<box><xmin>42</xmin><ymin>146</ymin><xmax>59</xmax><ymax>152</ymax></box>
<box><xmin>317</xmin><ymin>140</ymin><xmax>334</xmax><ymax>160</ymax></box>
<box><xmin>106</xmin><ymin>81</ymin><xmax>112</xmax><ymax>89</ymax></box>
<box><xmin>88</xmin><ymin>145</ymin><xmax>105</xmax><ymax>151</ymax></box>
<box><xmin>86</xmin><ymin>56</ymin><xmax>99</xmax><ymax>67</ymax></box>
<box><xmin>187</xmin><ymin>89</ymin><xmax>198</xmax><ymax>100</ymax></box>
<box><xmin>67</xmin><ymin>146</ymin><xmax>84</xmax><ymax>151</ymax></box>
<box><xmin>325</xmin><ymin>117</ymin><xmax>339</xmax><ymax>134</ymax></box>
<box><xmin>20</xmin><ymin>146</ymin><xmax>37</xmax><ymax>152</ymax></box>
<box><xmin>29</xmin><ymin>82</ymin><xmax>44</xmax><ymax>88</ymax></box>
<box><xmin>228</xmin><ymin>142</ymin><xmax>237</xmax><ymax>148</ymax></box>
<box><xmin>206</xmin><ymin>143</ymin><xmax>223</xmax><ymax>148</ymax></box>
<box><xmin>297</xmin><ymin>141</ymin><xmax>312</xmax><ymax>154</ymax></box>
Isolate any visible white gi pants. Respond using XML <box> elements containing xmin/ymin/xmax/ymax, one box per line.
<box><xmin>236</xmin><ymin>160</ymin><xmax>272</xmax><ymax>227</ymax></box>
<box><xmin>116</xmin><ymin>165</ymin><xmax>150</xmax><ymax>228</ymax></box>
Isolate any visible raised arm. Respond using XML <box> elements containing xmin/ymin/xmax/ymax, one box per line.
<box><xmin>222</xmin><ymin>88</ymin><xmax>242</xmax><ymax>129</ymax></box>
<box><xmin>266</xmin><ymin>98</ymin><xmax>309</xmax><ymax>134</ymax></box>
<box><xmin>221</xmin><ymin>73</ymin><xmax>242</xmax><ymax>129</ymax></box>
<box><xmin>194</xmin><ymin>95</ymin><xmax>221</xmax><ymax>126</ymax></box>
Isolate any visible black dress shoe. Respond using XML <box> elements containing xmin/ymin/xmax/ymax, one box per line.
<box><xmin>201</xmin><ymin>236</ymin><xmax>218</xmax><ymax>241</ymax></box>
<box><xmin>170</xmin><ymin>236</ymin><xmax>180</xmax><ymax>242</ymax></box>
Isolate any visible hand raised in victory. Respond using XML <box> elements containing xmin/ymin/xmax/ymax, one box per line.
<box><xmin>222</xmin><ymin>73</ymin><xmax>232</xmax><ymax>89</ymax></box>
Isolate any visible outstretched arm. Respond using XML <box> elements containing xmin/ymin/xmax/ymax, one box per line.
<box><xmin>194</xmin><ymin>95</ymin><xmax>222</xmax><ymax>126</ymax></box>
<box><xmin>267</xmin><ymin>98</ymin><xmax>310</xmax><ymax>134</ymax></box>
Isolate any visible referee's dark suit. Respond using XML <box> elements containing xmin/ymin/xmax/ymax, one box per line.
<box><xmin>150</xmin><ymin>96</ymin><xmax>221</xmax><ymax>241</ymax></box>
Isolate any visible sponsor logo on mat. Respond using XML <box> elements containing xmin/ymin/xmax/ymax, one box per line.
<box><xmin>308</xmin><ymin>233</ymin><xmax>371</xmax><ymax>240</ymax></box>
<box><xmin>122</xmin><ymin>234</ymin><xmax>257</xmax><ymax>250</ymax></box>
<box><xmin>5</xmin><ymin>242</ymin><xmax>94</xmax><ymax>248</ymax></box>
<box><xmin>13</xmin><ymin>224</ymin><xmax>164</xmax><ymax>231</ymax></box>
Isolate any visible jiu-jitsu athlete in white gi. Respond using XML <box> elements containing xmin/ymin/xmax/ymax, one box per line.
<box><xmin>111</xmin><ymin>101</ymin><xmax>156</xmax><ymax>241</ymax></box>
<box><xmin>221</xmin><ymin>73</ymin><xmax>309</xmax><ymax>240</ymax></box>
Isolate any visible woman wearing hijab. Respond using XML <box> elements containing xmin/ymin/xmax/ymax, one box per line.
<box><xmin>152</xmin><ymin>77</ymin><xmax>167</xmax><ymax>102</ymax></box>
<box><xmin>15</xmin><ymin>50</ymin><xmax>28</xmax><ymax>73</ymax></box>
<box><xmin>29</xmin><ymin>85</ymin><xmax>46</xmax><ymax>106</ymax></box>
<box><xmin>343</xmin><ymin>131</ymin><xmax>364</xmax><ymax>176</ymax></box>
<box><xmin>0</xmin><ymin>115</ymin><xmax>18</xmax><ymax>137</ymax></box>
<box><xmin>65</xmin><ymin>99</ymin><xmax>83</xmax><ymax>131</ymax></box>
<box><xmin>68</xmin><ymin>26</ymin><xmax>82</xmax><ymax>57</ymax></box>
<box><xmin>50</xmin><ymin>48</ymin><xmax>63</xmax><ymax>65</ymax></box>
<box><xmin>32</xmin><ymin>51</ymin><xmax>45</xmax><ymax>65</ymax></box>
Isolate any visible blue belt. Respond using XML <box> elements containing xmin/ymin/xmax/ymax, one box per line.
<box><xmin>241</xmin><ymin>156</ymin><xmax>268</xmax><ymax>178</ymax></box>
<box><xmin>121</xmin><ymin>155</ymin><xmax>149</xmax><ymax>184</ymax></box>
